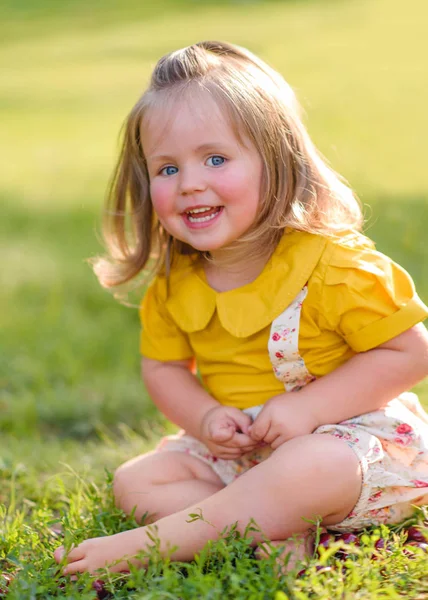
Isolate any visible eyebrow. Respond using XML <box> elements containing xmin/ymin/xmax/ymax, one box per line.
<box><xmin>148</xmin><ymin>142</ymin><xmax>228</xmax><ymax>162</ymax></box>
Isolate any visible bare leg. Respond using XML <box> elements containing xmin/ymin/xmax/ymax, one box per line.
<box><xmin>114</xmin><ymin>450</ymin><xmax>225</xmax><ymax>522</ymax></box>
<box><xmin>57</xmin><ymin>435</ymin><xmax>361</xmax><ymax>574</ymax></box>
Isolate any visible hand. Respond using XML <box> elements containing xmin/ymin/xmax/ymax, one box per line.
<box><xmin>200</xmin><ymin>405</ymin><xmax>260</xmax><ymax>460</ymax></box>
<box><xmin>248</xmin><ymin>393</ymin><xmax>319</xmax><ymax>450</ymax></box>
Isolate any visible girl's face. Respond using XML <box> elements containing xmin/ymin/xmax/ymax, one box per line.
<box><xmin>142</xmin><ymin>92</ymin><xmax>263</xmax><ymax>257</ymax></box>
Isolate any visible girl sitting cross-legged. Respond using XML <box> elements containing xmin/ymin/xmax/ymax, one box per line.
<box><xmin>55</xmin><ymin>40</ymin><xmax>428</xmax><ymax>574</ymax></box>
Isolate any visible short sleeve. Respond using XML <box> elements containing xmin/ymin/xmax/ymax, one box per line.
<box><xmin>319</xmin><ymin>242</ymin><xmax>428</xmax><ymax>352</ymax></box>
<box><xmin>139</xmin><ymin>276</ymin><xmax>194</xmax><ymax>361</ymax></box>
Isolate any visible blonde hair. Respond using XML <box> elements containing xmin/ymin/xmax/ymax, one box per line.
<box><xmin>94</xmin><ymin>40</ymin><xmax>362</xmax><ymax>288</ymax></box>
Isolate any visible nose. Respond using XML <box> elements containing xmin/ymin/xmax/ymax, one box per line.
<box><xmin>178</xmin><ymin>165</ymin><xmax>207</xmax><ymax>195</ymax></box>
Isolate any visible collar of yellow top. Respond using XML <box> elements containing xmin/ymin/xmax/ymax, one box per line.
<box><xmin>165</xmin><ymin>231</ymin><xmax>327</xmax><ymax>338</ymax></box>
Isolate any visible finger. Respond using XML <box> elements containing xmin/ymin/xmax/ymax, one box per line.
<box><xmin>229</xmin><ymin>409</ymin><xmax>253</xmax><ymax>435</ymax></box>
<box><xmin>249</xmin><ymin>415</ymin><xmax>271</xmax><ymax>442</ymax></box>
<box><xmin>55</xmin><ymin>543</ymin><xmax>85</xmax><ymax>565</ymax></box>
<box><xmin>209</xmin><ymin>420</ymin><xmax>235</xmax><ymax>443</ymax></box>
<box><xmin>209</xmin><ymin>444</ymin><xmax>238</xmax><ymax>457</ymax></box>
<box><xmin>54</xmin><ymin>546</ymin><xmax>65</xmax><ymax>563</ymax></box>
<box><xmin>63</xmin><ymin>560</ymin><xmax>88</xmax><ymax>575</ymax></box>
<box><xmin>270</xmin><ymin>434</ymin><xmax>286</xmax><ymax>450</ymax></box>
<box><xmin>262</xmin><ymin>428</ymin><xmax>279</xmax><ymax>445</ymax></box>
<box><xmin>239</xmin><ymin>445</ymin><xmax>259</xmax><ymax>453</ymax></box>
<box><xmin>216</xmin><ymin>431</ymin><xmax>255</xmax><ymax>449</ymax></box>
<box><xmin>222</xmin><ymin>444</ymin><xmax>261</xmax><ymax>458</ymax></box>
<box><xmin>64</xmin><ymin>545</ymin><xmax>86</xmax><ymax>563</ymax></box>
<box><xmin>229</xmin><ymin>432</ymin><xmax>255</xmax><ymax>448</ymax></box>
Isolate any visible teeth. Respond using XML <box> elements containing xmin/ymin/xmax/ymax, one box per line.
<box><xmin>187</xmin><ymin>207</ymin><xmax>212</xmax><ymax>214</ymax></box>
<box><xmin>188</xmin><ymin>212</ymin><xmax>219</xmax><ymax>223</ymax></box>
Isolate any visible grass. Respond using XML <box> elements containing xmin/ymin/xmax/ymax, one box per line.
<box><xmin>1</xmin><ymin>0</ymin><xmax>428</xmax><ymax>597</ymax></box>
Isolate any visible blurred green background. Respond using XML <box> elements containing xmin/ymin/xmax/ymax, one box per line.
<box><xmin>1</xmin><ymin>0</ymin><xmax>427</xmax><ymax>487</ymax></box>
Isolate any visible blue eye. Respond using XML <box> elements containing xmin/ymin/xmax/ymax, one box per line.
<box><xmin>160</xmin><ymin>165</ymin><xmax>178</xmax><ymax>176</ymax></box>
<box><xmin>206</xmin><ymin>155</ymin><xmax>225</xmax><ymax>167</ymax></box>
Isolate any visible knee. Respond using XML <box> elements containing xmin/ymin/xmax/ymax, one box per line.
<box><xmin>112</xmin><ymin>452</ymin><xmax>161</xmax><ymax>516</ymax></box>
<box><xmin>274</xmin><ymin>434</ymin><xmax>361</xmax><ymax>482</ymax></box>
<box><xmin>113</xmin><ymin>460</ymin><xmax>150</xmax><ymax>515</ymax></box>
<box><xmin>313</xmin><ymin>434</ymin><xmax>361</xmax><ymax>480</ymax></box>
<box><xmin>112</xmin><ymin>462</ymin><xmax>132</xmax><ymax>511</ymax></box>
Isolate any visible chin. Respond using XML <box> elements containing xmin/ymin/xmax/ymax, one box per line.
<box><xmin>190</xmin><ymin>242</ymin><xmax>226</xmax><ymax>253</ymax></box>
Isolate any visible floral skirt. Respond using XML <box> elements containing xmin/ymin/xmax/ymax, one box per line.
<box><xmin>157</xmin><ymin>392</ymin><xmax>428</xmax><ymax>531</ymax></box>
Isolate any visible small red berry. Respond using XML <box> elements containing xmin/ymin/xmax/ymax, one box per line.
<box><xmin>334</xmin><ymin>532</ymin><xmax>359</xmax><ymax>560</ymax></box>
<box><xmin>374</xmin><ymin>538</ymin><xmax>387</xmax><ymax>550</ymax></box>
<box><xmin>337</xmin><ymin>532</ymin><xmax>360</xmax><ymax>545</ymax></box>
<box><xmin>405</xmin><ymin>526</ymin><xmax>427</xmax><ymax>543</ymax></box>
<box><xmin>371</xmin><ymin>538</ymin><xmax>392</xmax><ymax>560</ymax></box>
<box><xmin>317</xmin><ymin>532</ymin><xmax>334</xmax><ymax>552</ymax></box>
<box><xmin>92</xmin><ymin>580</ymin><xmax>110</xmax><ymax>600</ymax></box>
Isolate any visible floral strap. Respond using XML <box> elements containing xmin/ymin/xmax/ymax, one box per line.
<box><xmin>268</xmin><ymin>285</ymin><xmax>316</xmax><ymax>392</ymax></box>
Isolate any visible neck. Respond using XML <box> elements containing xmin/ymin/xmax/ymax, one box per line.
<box><xmin>203</xmin><ymin>248</ymin><xmax>270</xmax><ymax>292</ymax></box>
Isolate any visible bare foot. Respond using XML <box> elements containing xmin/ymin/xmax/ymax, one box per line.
<box><xmin>255</xmin><ymin>528</ymin><xmax>324</xmax><ymax>574</ymax></box>
<box><xmin>54</xmin><ymin>528</ymin><xmax>148</xmax><ymax>575</ymax></box>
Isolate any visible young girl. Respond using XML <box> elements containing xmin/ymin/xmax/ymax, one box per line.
<box><xmin>55</xmin><ymin>41</ymin><xmax>428</xmax><ymax>574</ymax></box>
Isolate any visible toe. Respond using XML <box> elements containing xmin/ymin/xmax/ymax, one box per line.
<box><xmin>63</xmin><ymin>560</ymin><xmax>87</xmax><ymax>575</ymax></box>
<box><xmin>54</xmin><ymin>546</ymin><xmax>65</xmax><ymax>563</ymax></box>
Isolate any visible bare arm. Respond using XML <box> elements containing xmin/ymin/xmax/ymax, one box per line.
<box><xmin>141</xmin><ymin>356</ymin><xmax>218</xmax><ymax>439</ymax></box>
<box><xmin>300</xmin><ymin>323</ymin><xmax>428</xmax><ymax>426</ymax></box>
<box><xmin>250</xmin><ymin>324</ymin><xmax>428</xmax><ymax>447</ymax></box>
<box><xmin>141</xmin><ymin>357</ymin><xmax>257</xmax><ymax>459</ymax></box>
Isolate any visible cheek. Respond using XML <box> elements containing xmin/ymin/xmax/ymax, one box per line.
<box><xmin>219</xmin><ymin>167</ymin><xmax>262</xmax><ymax>212</ymax></box>
<box><xmin>150</xmin><ymin>180</ymin><xmax>174</xmax><ymax>219</ymax></box>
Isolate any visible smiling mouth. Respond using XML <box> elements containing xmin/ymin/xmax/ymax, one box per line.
<box><xmin>185</xmin><ymin>206</ymin><xmax>222</xmax><ymax>223</ymax></box>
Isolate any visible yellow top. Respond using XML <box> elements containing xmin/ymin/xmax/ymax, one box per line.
<box><xmin>140</xmin><ymin>230</ymin><xmax>428</xmax><ymax>409</ymax></box>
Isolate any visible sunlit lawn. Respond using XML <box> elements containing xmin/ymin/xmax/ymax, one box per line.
<box><xmin>1</xmin><ymin>0</ymin><xmax>428</xmax><ymax>597</ymax></box>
